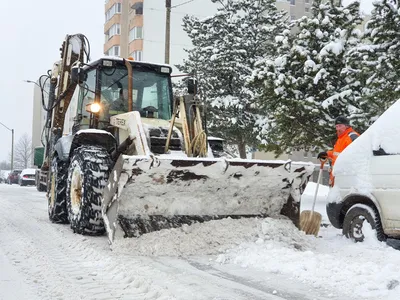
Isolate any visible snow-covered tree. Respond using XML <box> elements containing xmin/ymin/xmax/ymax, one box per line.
<box><xmin>179</xmin><ymin>0</ymin><xmax>291</xmax><ymax>158</ymax></box>
<box><xmin>253</xmin><ymin>0</ymin><xmax>362</xmax><ymax>153</ymax></box>
<box><xmin>345</xmin><ymin>0</ymin><xmax>400</xmax><ymax>120</ymax></box>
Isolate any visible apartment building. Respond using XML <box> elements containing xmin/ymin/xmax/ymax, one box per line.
<box><xmin>276</xmin><ymin>0</ymin><xmax>313</xmax><ymax>21</ymax></box>
<box><xmin>104</xmin><ymin>0</ymin><xmax>143</xmax><ymax>59</ymax></box>
<box><xmin>104</xmin><ymin>0</ymin><xmax>220</xmax><ymax>69</ymax></box>
<box><xmin>31</xmin><ymin>81</ymin><xmax>49</xmax><ymax>150</ymax></box>
<box><xmin>103</xmin><ymin>0</ymin><xmax>316</xmax><ymax>69</ymax></box>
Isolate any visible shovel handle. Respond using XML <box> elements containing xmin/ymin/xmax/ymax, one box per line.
<box><xmin>311</xmin><ymin>158</ymin><xmax>327</xmax><ymax>213</ymax></box>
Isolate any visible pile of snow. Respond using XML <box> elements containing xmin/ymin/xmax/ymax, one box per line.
<box><xmin>215</xmin><ymin>220</ymin><xmax>400</xmax><ymax>299</ymax></box>
<box><xmin>110</xmin><ymin>179</ymin><xmax>400</xmax><ymax>299</ymax></box>
<box><xmin>113</xmin><ymin>218</ymin><xmax>266</xmax><ymax>256</ymax></box>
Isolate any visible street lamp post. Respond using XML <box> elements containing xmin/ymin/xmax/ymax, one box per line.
<box><xmin>23</xmin><ymin>79</ymin><xmax>49</xmax><ymax>95</ymax></box>
<box><xmin>165</xmin><ymin>0</ymin><xmax>171</xmax><ymax>64</ymax></box>
<box><xmin>0</xmin><ymin>122</ymin><xmax>14</xmax><ymax>170</ymax></box>
<box><xmin>24</xmin><ymin>79</ymin><xmax>39</xmax><ymax>86</ymax></box>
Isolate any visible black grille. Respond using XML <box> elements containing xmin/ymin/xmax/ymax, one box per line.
<box><xmin>148</xmin><ymin>127</ymin><xmax>182</xmax><ymax>154</ymax></box>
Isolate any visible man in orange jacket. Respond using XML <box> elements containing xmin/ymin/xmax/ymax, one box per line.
<box><xmin>317</xmin><ymin>116</ymin><xmax>359</xmax><ymax>185</ymax></box>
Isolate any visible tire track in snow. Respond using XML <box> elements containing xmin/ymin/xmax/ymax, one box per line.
<box><xmin>146</xmin><ymin>257</ymin><xmax>284</xmax><ymax>300</ymax></box>
<box><xmin>184</xmin><ymin>259</ymin><xmax>341</xmax><ymax>300</ymax></box>
<box><xmin>0</xmin><ymin>185</ymin><xmax>347</xmax><ymax>300</ymax></box>
<box><xmin>0</xmin><ymin>186</ymin><xmax>284</xmax><ymax>300</ymax></box>
<box><xmin>0</xmin><ymin>186</ymin><xmax>175</xmax><ymax>300</ymax></box>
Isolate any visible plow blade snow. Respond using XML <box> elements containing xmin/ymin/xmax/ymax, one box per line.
<box><xmin>102</xmin><ymin>155</ymin><xmax>313</xmax><ymax>244</ymax></box>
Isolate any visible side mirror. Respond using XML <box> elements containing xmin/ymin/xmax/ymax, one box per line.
<box><xmin>71</xmin><ymin>65</ymin><xmax>87</xmax><ymax>84</ymax></box>
<box><xmin>187</xmin><ymin>78</ymin><xmax>197</xmax><ymax>95</ymax></box>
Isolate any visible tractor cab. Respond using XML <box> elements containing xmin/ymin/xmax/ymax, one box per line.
<box><xmin>72</xmin><ymin>58</ymin><xmax>174</xmax><ymax>131</ymax></box>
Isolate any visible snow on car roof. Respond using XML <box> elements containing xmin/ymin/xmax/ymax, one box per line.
<box><xmin>21</xmin><ymin>168</ymin><xmax>37</xmax><ymax>175</ymax></box>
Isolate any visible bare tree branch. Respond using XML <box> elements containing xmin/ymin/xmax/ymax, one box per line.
<box><xmin>14</xmin><ymin>133</ymin><xmax>33</xmax><ymax>169</ymax></box>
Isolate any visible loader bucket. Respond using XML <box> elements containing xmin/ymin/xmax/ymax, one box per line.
<box><xmin>102</xmin><ymin>155</ymin><xmax>314</xmax><ymax>244</ymax></box>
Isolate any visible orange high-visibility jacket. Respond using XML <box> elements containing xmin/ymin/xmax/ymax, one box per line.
<box><xmin>327</xmin><ymin>127</ymin><xmax>359</xmax><ymax>166</ymax></box>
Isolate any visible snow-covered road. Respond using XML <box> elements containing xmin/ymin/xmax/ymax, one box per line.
<box><xmin>0</xmin><ymin>183</ymin><xmax>399</xmax><ymax>300</ymax></box>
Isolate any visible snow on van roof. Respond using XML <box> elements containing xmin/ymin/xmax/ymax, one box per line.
<box><xmin>333</xmin><ymin>99</ymin><xmax>400</xmax><ymax>193</ymax></box>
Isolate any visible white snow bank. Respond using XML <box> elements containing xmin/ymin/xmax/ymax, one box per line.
<box><xmin>216</xmin><ymin>219</ymin><xmax>400</xmax><ymax>299</ymax></box>
<box><xmin>112</xmin><ymin>218</ymin><xmax>264</xmax><ymax>256</ymax></box>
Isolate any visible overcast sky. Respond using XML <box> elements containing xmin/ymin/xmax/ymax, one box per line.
<box><xmin>0</xmin><ymin>0</ymin><xmax>104</xmax><ymax>164</ymax></box>
<box><xmin>0</xmin><ymin>0</ymin><xmax>374</xmax><ymax>165</ymax></box>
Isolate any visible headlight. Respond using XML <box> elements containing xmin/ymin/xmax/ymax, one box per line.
<box><xmin>85</xmin><ymin>102</ymin><xmax>101</xmax><ymax>114</ymax></box>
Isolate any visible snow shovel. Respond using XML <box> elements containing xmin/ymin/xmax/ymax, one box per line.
<box><xmin>300</xmin><ymin>158</ymin><xmax>327</xmax><ymax>236</ymax></box>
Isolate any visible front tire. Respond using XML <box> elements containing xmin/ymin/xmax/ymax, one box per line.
<box><xmin>48</xmin><ymin>157</ymin><xmax>69</xmax><ymax>224</ymax></box>
<box><xmin>342</xmin><ymin>204</ymin><xmax>386</xmax><ymax>242</ymax></box>
<box><xmin>66</xmin><ymin>146</ymin><xmax>111</xmax><ymax>235</ymax></box>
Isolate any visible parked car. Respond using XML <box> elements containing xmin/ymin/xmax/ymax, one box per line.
<box><xmin>326</xmin><ymin>100</ymin><xmax>400</xmax><ymax>248</ymax></box>
<box><xmin>7</xmin><ymin>170</ymin><xmax>22</xmax><ymax>184</ymax></box>
<box><xmin>19</xmin><ymin>169</ymin><xmax>37</xmax><ymax>186</ymax></box>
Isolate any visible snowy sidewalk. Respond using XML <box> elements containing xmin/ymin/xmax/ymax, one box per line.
<box><xmin>0</xmin><ymin>248</ymin><xmax>39</xmax><ymax>300</ymax></box>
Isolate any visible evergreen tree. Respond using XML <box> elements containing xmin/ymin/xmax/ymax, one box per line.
<box><xmin>179</xmin><ymin>0</ymin><xmax>291</xmax><ymax>158</ymax></box>
<box><xmin>253</xmin><ymin>0</ymin><xmax>362</xmax><ymax>153</ymax></box>
<box><xmin>345</xmin><ymin>0</ymin><xmax>400</xmax><ymax>121</ymax></box>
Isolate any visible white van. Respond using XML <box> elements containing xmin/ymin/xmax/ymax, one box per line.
<box><xmin>327</xmin><ymin>100</ymin><xmax>400</xmax><ymax>245</ymax></box>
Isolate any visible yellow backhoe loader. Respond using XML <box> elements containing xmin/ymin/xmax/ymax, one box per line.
<box><xmin>36</xmin><ymin>34</ymin><xmax>314</xmax><ymax>244</ymax></box>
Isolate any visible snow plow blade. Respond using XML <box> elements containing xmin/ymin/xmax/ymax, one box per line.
<box><xmin>102</xmin><ymin>155</ymin><xmax>313</xmax><ymax>244</ymax></box>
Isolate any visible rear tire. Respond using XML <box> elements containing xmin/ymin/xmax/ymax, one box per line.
<box><xmin>342</xmin><ymin>204</ymin><xmax>386</xmax><ymax>242</ymax></box>
<box><xmin>66</xmin><ymin>146</ymin><xmax>111</xmax><ymax>235</ymax></box>
<box><xmin>48</xmin><ymin>157</ymin><xmax>69</xmax><ymax>224</ymax></box>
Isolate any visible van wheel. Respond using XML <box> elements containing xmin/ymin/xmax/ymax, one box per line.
<box><xmin>342</xmin><ymin>204</ymin><xmax>386</xmax><ymax>242</ymax></box>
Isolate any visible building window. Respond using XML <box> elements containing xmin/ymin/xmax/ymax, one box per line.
<box><xmin>106</xmin><ymin>45</ymin><xmax>120</xmax><ymax>57</ymax></box>
<box><xmin>289</xmin><ymin>0</ymin><xmax>295</xmax><ymax>5</ymax></box>
<box><xmin>131</xmin><ymin>2</ymin><xmax>143</xmax><ymax>15</ymax></box>
<box><xmin>305</xmin><ymin>7</ymin><xmax>310</xmax><ymax>12</ymax></box>
<box><xmin>291</xmin><ymin>15</ymin><xmax>296</xmax><ymax>21</ymax></box>
<box><xmin>305</xmin><ymin>0</ymin><xmax>310</xmax><ymax>3</ymax></box>
<box><xmin>130</xmin><ymin>51</ymin><xmax>143</xmax><ymax>61</ymax></box>
<box><xmin>105</xmin><ymin>24</ymin><xmax>121</xmax><ymax>40</ymax></box>
<box><xmin>129</xmin><ymin>27</ymin><xmax>143</xmax><ymax>42</ymax></box>
<box><xmin>105</xmin><ymin>3</ymin><xmax>122</xmax><ymax>22</ymax></box>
